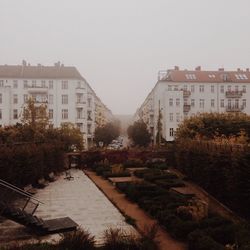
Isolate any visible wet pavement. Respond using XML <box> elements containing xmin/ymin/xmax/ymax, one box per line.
<box><xmin>0</xmin><ymin>169</ymin><xmax>135</xmax><ymax>244</ymax></box>
<box><xmin>35</xmin><ymin>169</ymin><xmax>135</xmax><ymax>240</ymax></box>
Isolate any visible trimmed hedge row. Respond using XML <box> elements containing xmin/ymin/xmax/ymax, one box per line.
<box><xmin>173</xmin><ymin>140</ymin><xmax>250</xmax><ymax>218</ymax></box>
<box><xmin>0</xmin><ymin>143</ymin><xmax>65</xmax><ymax>187</ymax></box>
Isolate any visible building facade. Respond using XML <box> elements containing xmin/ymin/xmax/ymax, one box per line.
<box><xmin>0</xmin><ymin>61</ymin><xmax>114</xmax><ymax>149</ymax></box>
<box><xmin>135</xmin><ymin>67</ymin><xmax>250</xmax><ymax>143</ymax></box>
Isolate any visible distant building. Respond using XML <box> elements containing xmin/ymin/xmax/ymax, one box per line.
<box><xmin>0</xmin><ymin>61</ymin><xmax>114</xmax><ymax>148</ymax></box>
<box><xmin>135</xmin><ymin>66</ymin><xmax>250</xmax><ymax>143</ymax></box>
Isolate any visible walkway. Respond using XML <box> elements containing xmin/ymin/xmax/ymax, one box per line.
<box><xmin>84</xmin><ymin>170</ymin><xmax>187</xmax><ymax>250</ymax></box>
<box><xmin>0</xmin><ymin>169</ymin><xmax>135</xmax><ymax>245</ymax></box>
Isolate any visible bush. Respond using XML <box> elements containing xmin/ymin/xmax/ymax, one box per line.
<box><xmin>57</xmin><ymin>229</ymin><xmax>95</xmax><ymax>250</ymax></box>
<box><xmin>188</xmin><ymin>230</ymin><xmax>224</xmax><ymax>250</ymax></box>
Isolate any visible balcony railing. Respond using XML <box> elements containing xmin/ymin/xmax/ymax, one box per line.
<box><xmin>183</xmin><ymin>104</ymin><xmax>191</xmax><ymax>112</ymax></box>
<box><xmin>226</xmin><ymin>105</ymin><xmax>244</xmax><ymax>112</ymax></box>
<box><xmin>27</xmin><ymin>86</ymin><xmax>48</xmax><ymax>93</ymax></box>
<box><xmin>183</xmin><ymin>90</ymin><xmax>191</xmax><ymax>97</ymax></box>
<box><xmin>225</xmin><ymin>91</ymin><xmax>243</xmax><ymax>98</ymax></box>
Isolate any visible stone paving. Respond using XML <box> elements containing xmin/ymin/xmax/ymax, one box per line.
<box><xmin>0</xmin><ymin>169</ymin><xmax>135</xmax><ymax>244</ymax></box>
<box><xmin>34</xmin><ymin>169</ymin><xmax>135</xmax><ymax>241</ymax></box>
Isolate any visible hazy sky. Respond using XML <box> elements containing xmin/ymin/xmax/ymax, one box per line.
<box><xmin>1</xmin><ymin>0</ymin><xmax>250</xmax><ymax>114</ymax></box>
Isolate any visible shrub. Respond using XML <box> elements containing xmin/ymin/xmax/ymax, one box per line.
<box><xmin>57</xmin><ymin>229</ymin><xmax>95</xmax><ymax>250</ymax></box>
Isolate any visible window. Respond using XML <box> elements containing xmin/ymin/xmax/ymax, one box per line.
<box><xmin>199</xmin><ymin>85</ymin><xmax>204</xmax><ymax>92</ymax></box>
<box><xmin>199</xmin><ymin>99</ymin><xmax>204</xmax><ymax>108</ymax></box>
<box><xmin>220</xmin><ymin>86</ymin><xmax>224</xmax><ymax>93</ymax></box>
<box><xmin>228</xmin><ymin>99</ymin><xmax>232</xmax><ymax>108</ymax></box>
<box><xmin>211</xmin><ymin>99</ymin><xmax>215</xmax><ymax>108</ymax></box>
<box><xmin>184</xmin><ymin>98</ymin><xmax>188</xmax><ymax>105</ymax></box>
<box><xmin>87</xmin><ymin>97</ymin><xmax>92</xmax><ymax>107</ymax></box>
<box><xmin>227</xmin><ymin>85</ymin><xmax>231</xmax><ymax>91</ymax></box>
<box><xmin>13</xmin><ymin>109</ymin><xmax>18</xmax><ymax>119</ymax></box>
<box><xmin>31</xmin><ymin>80</ymin><xmax>36</xmax><ymax>87</ymax></box>
<box><xmin>169</xmin><ymin>113</ymin><xmax>173</xmax><ymax>122</ymax></box>
<box><xmin>174</xmin><ymin>85</ymin><xmax>178</xmax><ymax>91</ymax></box>
<box><xmin>211</xmin><ymin>85</ymin><xmax>214</xmax><ymax>93</ymax></box>
<box><xmin>13</xmin><ymin>94</ymin><xmax>18</xmax><ymax>104</ymax></box>
<box><xmin>0</xmin><ymin>94</ymin><xmax>2</xmax><ymax>104</ymax></box>
<box><xmin>191</xmin><ymin>85</ymin><xmax>195</xmax><ymax>92</ymax></box>
<box><xmin>49</xmin><ymin>80</ymin><xmax>53</xmax><ymax>89</ymax></box>
<box><xmin>220</xmin><ymin>99</ymin><xmax>224</xmax><ymax>108</ymax></box>
<box><xmin>243</xmin><ymin>99</ymin><xmax>246</xmax><ymax>108</ymax></box>
<box><xmin>77</xmin><ymin>123</ymin><xmax>83</xmax><ymax>132</ymax></box>
<box><xmin>168</xmin><ymin>85</ymin><xmax>172</xmax><ymax>91</ymax></box>
<box><xmin>77</xmin><ymin>81</ymin><xmax>83</xmax><ymax>89</ymax></box>
<box><xmin>243</xmin><ymin>85</ymin><xmax>246</xmax><ymax>93</ymax></box>
<box><xmin>235</xmin><ymin>85</ymin><xmax>239</xmax><ymax>92</ymax></box>
<box><xmin>23</xmin><ymin>80</ymin><xmax>28</xmax><ymax>88</ymax></box>
<box><xmin>169</xmin><ymin>98</ymin><xmax>173</xmax><ymax>107</ymax></box>
<box><xmin>13</xmin><ymin>80</ymin><xmax>18</xmax><ymax>88</ymax></box>
<box><xmin>235</xmin><ymin>99</ymin><xmax>239</xmax><ymax>108</ymax></box>
<box><xmin>176</xmin><ymin>98</ymin><xmax>180</xmax><ymax>107</ymax></box>
<box><xmin>183</xmin><ymin>85</ymin><xmax>187</xmax><ymax>91</ymax></box>
<box><xmin>24</xmin><ymin>94</ymin><xmax>28</xmax><ymax>103</ymax></box>
<box><xmin>169</xmin><ymin>128</ymin><xmax>174</xmax><ymax>137</ymax></box>
<box><xmin>87</xmin><ymin>111</ymin><xmax>92</xmax><ymax>121</ymax></box>
<box><xmin>62</xmin><ymin>80</ymin><xmax>68</xmax><ymax>89</ymax></box>
<box><xmin>77</xmin><ymin>108</ymin><xmax>83</xmax><ymax>119</ymax></box>
<box><xmin>235</xmin><ymin>74</ymin><xmax>248</xmax><ymax>80</ymax></box>
<box><xmin>41</xmin><ymin>80</ymin><xmax>46</xmax><ymax>88</ymax></box>
<box><xmin>49</xmin><ymin>109</ymin><xmax>53</xmax><ymax>119</ymax></box>
<box><xmin>87</xmin><ymin>124</ymin><xmax>92</xmax><ymax>134</ymax></box>
<box><xmin>0</xmin><ymin>109</ymin><xmax>2</xmax><ymax>119</ymax></box>
<box><xmin>0</xmin><ymin>80</ymin><xmax>4</xmax><ymax>87</ymax></box>
<box><xmin>49</xmin><ymin>95</ymin><xmax>53</xmax><ymax>104</ymax></box>
<box><xmin>62</xmin><ymin>109</ymin><xmax>68</xmax><ymax>119</ymax></box>
<box><xmin>62</xmin><ymin>94</ymin><xmax>68</xmax><ymax>104</ymax></box>
<box><xmin>185</xmin><ymin>74</ymin><xmax>196</xmax><ymax>80</ymax></box>
<box><xmin>191</xmin><ymin>99</ymin><xmax>195</xmax><ymax>107</ymax></box>
<box><xmin>76</xmin><ymin>93</ymin><xmax>84</xmax><ymax>103</ymax></box>
<box><xmin>176</xmin><ymin>113</ymin><xmax>180</xmax><ymax>122</ymax></box>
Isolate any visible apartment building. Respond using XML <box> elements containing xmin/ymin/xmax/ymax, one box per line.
<box><xmin>0</xmin><ymin>61</ymin><xmax>114</xmax><ymax>148</ymax></box>
<box><xmin>135</xmin><ymin>66</ymin><xmax>250</xmax><ymax>143</ymax></box>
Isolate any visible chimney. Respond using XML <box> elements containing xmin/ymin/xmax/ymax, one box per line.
<box><xmin>237</xmin><ymin>68</ymin><xmax>241</xmax><ymax>72</ymax></box>
<box><xmin>246</xmin><ymin>68</ymin><xmax>249</xmax><ymax>72</ymax></box>
<box><xmin>174</xmin><ymin>66</ymin><xmax>179</xmax><ymax>70</ymax></box>
<box><xmin>218</xmin><ymin>68</ymin><xmax>224</xmax><ymax>71</ymax></box>
<box><xmin>22</xmin><ymin>60</ymin><xmax>27</xmax><ymax>67</ymax></box>
<box><xmin>195</xmin><ymin>66</ymin><xmax>201</xmax><ymax>71</ymax></box>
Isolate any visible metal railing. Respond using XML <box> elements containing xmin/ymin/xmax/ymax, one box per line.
<box><xmin>0</xmin><ymin>179</ymin><xmax>44</xmax><ymax>215</ymax></box>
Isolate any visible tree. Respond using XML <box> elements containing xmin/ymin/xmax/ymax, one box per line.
<box><xmin>94</xmin><ymin>122</ymin><xmax>120</xmax><ymax>146</ymax></box>
<box><xmin>127</xmin><ymin>120</ymin><xmax>151</xmax><ymax>147</ymax></box>
<box><xmin>21</xmin><ymin>98</ymin><xmax>49</xmax><ymax>129</ymax></box>
<box><xmin>176</xmin><ymin>112</ymin><xmax>250</xmax><ymax>142</ymax></box>
<box><xmin>156</xmin><ymin>101</ymin><xmax>163</xmax><ymax>145</ymax></box>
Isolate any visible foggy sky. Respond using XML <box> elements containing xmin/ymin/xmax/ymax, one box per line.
<box><xmin>1</xmin><ymin>0</ymin><xmax>250</xmax><ymax>114</ymax></box>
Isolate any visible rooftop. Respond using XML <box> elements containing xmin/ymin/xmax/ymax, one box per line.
<box><xmin>0</xmin><ymin>61</ymin><xmax>84</xmax><ymax>80</ymax></box>
<box><xmin>159</xmin><ymin>66</ymin><xmax>250</xmax><ymax>83</ymax></box>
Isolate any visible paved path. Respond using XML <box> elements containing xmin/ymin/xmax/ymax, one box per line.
<box><xmin>34</xmin><ymin>169</ymin><xmax>135</xmax><ymax>241</ymax></box>
<box><xmin>84</xmin><ymin>170</ymin><xmax>187</xmax><ymax>250</ymax></box>
<box><xmin>0</xmin><ymin>169</ymin><xmax>135</xmax><ymax>245</ymax></box>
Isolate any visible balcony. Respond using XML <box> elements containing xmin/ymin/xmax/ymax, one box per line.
<box><xmin>27</xmin><ymin>86</ymin><xmax>48</xmax><ymax>93</ymax></box>
<box><xmin>225</xmin><ymin>91</ymin><xmax>243</xmax><ymax>98</ymax></box>
<box><xmin>226</xmin><ymin>105</ymin><xmax>244</xmax><ymax>112</ymax></box>
<box><xmin>183</xmin><ymin>104</ymin><xmax>191</xmax><ymax>113</ymax></box>
<box><xmin>183</xmin><ymin>90</ymin><xmax>191</xmax><ymax>98</ymax></box>
<box><xmin>76</xmin><ymin>101</ymin><xmax>86</xmax><ymax>107</ymax></box>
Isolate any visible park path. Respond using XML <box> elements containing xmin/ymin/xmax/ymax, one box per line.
<box><xmin>84</xmin><ymin>170</ymin><xmax>187</xmax><ymax>250</ymax></box>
